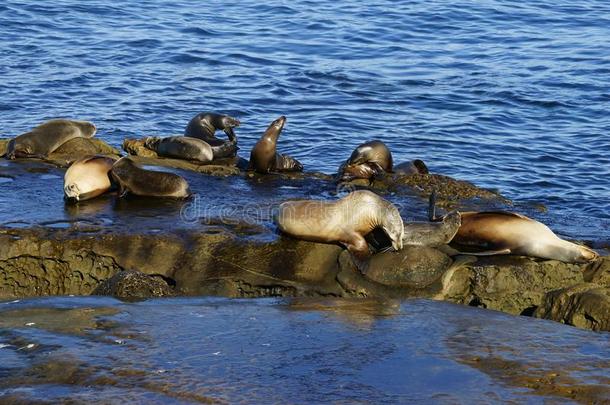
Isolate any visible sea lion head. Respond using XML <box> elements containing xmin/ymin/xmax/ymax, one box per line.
<box><xmin>339</xmin><ymin>162</ymin><xmax>384</xmax><ymax>182</ymax></box>
<box><xmin>219</xmin><ymin>115</ymin><xmax>240</xmax><ymax>130</ymax></box>
<box><xmin>72</xmin><ymin>120</ymin><xmax>97</xmax><ymax>137</ymax></box>
<box><xmin>377</xmin><ymin>201</ymin><xmax>404</xmax><ymax>252</ymax></box>
<box><xmin>566</xmin><ymin>245</ymin><xmax>599</xmax><ymax>263</ymax></box>
<box><xmin>5</xmin><ymin>138</ymin><xmax>32</xmax><ymax>159</ymax></box>
<box><xmin>264</xmin><ymin>116</ymin><xmax>286</xmax><ymax>137</ymax></box>
<box><xmin>198</xmin><ymin>113</ymin><xmax>240</xmax><ymax>131</ymax></box>
<box><xmin>64</xmin><ymin>183</ymin><xmax>81</xmax><ymax>203</ymax></box>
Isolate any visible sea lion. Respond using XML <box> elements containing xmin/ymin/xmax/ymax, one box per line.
<box><xmin>5</xmin><ymin>119</ymin><xmax>97</xmax><ymax>159</ymax></box>
<box><xmin>451</xmin><ymin>211</ymin><xmax>598</xmax><ymax>263</ymax></box>
<box><xmin>248</xmin><ymin>116</ymin><xmax>303</xmax><ymax>173</ymax></box>
<box><xmin>276</xmin><ymin>190</ymin><xmax>404</xmax><ymax>268</ymax></box>
<box><xmin>426</xmin><ymin>192</ymin><xmax>597</xmax><ymax>263</ymax></box>
<box><xmin>184</xmin><ymin>112</ymin><xmax>240</xmax><ymax>158</ymax></box>
<box><xmin>338</xmin><ymin>140</ymin><xmax>393</xmax><ymax>181</ymax></box>
<box><xmin>394</xmin><ymin>159</ymin><xmax>429</xmax><ymax>175</ymax></box>
<box><xmin>143</xmin><ymin>136</ymin><xmax>213</xmax><ymax>163</ymax></box>
<box><xmin>64</xmin><ymin>155</ymin><xmax>116</xmax><ymax>202</ymax></box>
<box><xmin>366</xmin><ymin>196</ymin><xmax>460</xmax><ymax>251</ymax></box>
<box><xmin>110</xmin><ymin>157</ymin><xmax>190</xmax><ymax>198</ymax></box>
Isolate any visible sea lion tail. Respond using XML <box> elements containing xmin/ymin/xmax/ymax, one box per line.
<box><xmin>428</xmin><ymin>190</ymin><xmax>437</xmax><ymax>222</ymax></box>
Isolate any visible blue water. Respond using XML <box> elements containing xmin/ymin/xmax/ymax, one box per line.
<box><xmin>1</xmin><ymin>297</ymin><xmax>609</xmax><ymax>403</ymax></box>
<box><xmin>1</xmin><ymin>3</ymin><xmax>610</xmax><ymax>401</ymax></box>
<box><xmin>1</xmin><ymin>0</ymin><xmax>609</xmax><ymax>242</ymax></box>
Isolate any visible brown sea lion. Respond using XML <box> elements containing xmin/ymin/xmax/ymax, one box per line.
<box><xmin>184</xmin><ymin>112</ymin><xmax>240</xmax><ymax>158</ymax></box>
<box><xmin>110</xmin><ymin>157</ymin><xmax>190</xmax><ymax>198</ymax></box>
<box><xmin>394</xmin><ymin>159</ymin><xmax>429</xmax><ymax>175</ymax></box>
<box><xmin>248</xmin><ymin>116</ymin><xmax>303</xmax><ymax>173</ymax></box>
<box><xmin>64</xmin><ymin>155</ymin><xmax>117</xmax><ymax>202</ymax></box>
<box><xmin>452</xmin><ymin>211</ymin><xmax>598</xmax><ymax>263</ymax></box>
<box><xmin>276</xmin><ymin>190</ymin><xmax>404</xmax><ymax>270</ymax></box>
<box><xmin>338</xmin><ymin>140</ymin><xmax>393</xmax><ymax>181</ymax></box>
<box><xmin>143</xmin><ymin>136</ymin><xmax>213</xmax><ymax>163</ymax></box>
<box><xmin>5</xmin><ymin>119</ymin><xmax>97</xmax><ymax>159</ymax></box>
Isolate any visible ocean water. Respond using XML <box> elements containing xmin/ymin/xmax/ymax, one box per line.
<box><xmin>0</xmin><ymin>297</ymin><xmax>609</xmax><ymax>403</ymax></box>
<box><xmin>0</xmin><ymin>0</ymin><xmax>609</xmax><ymax>243</ymax></box>
<box><xmin>1</xmin><ymin>2</ymin><xmax>610</xmax><ymax>402</ymax></box>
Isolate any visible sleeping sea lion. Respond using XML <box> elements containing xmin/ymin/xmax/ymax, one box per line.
<box><xmin>6</xmin><ymin>119</ymin><xmax>97</xmax><ymax>159</ymax></box>
<box><xmin>110</xmin><ymin>157</ymin><xmax>190</xmax><ymax>198</ymax></box>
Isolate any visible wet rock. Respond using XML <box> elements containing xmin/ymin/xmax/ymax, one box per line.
<box><xmin>123</xmin><ymin>138</ymin><xmax>158</xmax><ymax>158</ymax></box>
<box><xmin>437</xmin><ymin>255</ymin><xmax>585</xmax><ymax>315</ymax></box>
<box><xmin>0</xmin><ymin>139</ymin><xmax>7</xmax><ymax>156</ymax></box>
<box><xmin>0</xmin><ymin>225</ymin><xmax>607</xmax><ymax>331</ymax></box>
<box><xmin>92</xmin><ymin>270</ymin><xmax>175</xmax><ymax>300</ymax></box>
<box><xmin>583</xmin><ymin>257</ymin><xmax>610</xmax><ymax>286</ymax></box>
<box><xmin>339</xmin><ymin>172</ymin><xmax>510</xmax><ymax>208</ymax></box>
<box><xmin>336</xmin><ymin>247</ymin><xmax>455</xmax><ymax>298</ymax></box>
<box><xmin>178</xmin><ymin>232</ymin><xmax>345</xmax><ymax>297</ymax></box>
<box><xmin>534</xmin><ymin>283</ymin><xmax>610</xmax><ymax>331</ymax></box>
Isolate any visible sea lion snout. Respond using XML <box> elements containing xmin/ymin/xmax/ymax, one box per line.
<box><xmin>272</xmin><ymin>115</ymin><xmax>286</xmax><ymax>129</ymax></box>
<box><xmin>64</xmin><ymin>184</ymin><xmax>80</xmax><ymax>202</ymax></box>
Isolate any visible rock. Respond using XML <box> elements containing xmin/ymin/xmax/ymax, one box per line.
<box><xmin>437</xmin><ymin>255</ymin><xmax>585</xmax><ymax>315</ymax></box>
<box><xmin>0</xmin><ymin>224</ymin><xmax>607</xmax><ymax>331</ymax></box>
<box><xmin>92</xmin><ymin>270</ymin><xmax>175</xmax><ymax>300</ymax></box>
<box><xmin>0</xmin><ymin>138</ymin><xmax>8</xmax><ymax>156</ymax></box>
<box><xmin>583</xmin><ymin>257</ymin><xmax>610</xmax><ymax>286</ymax></box>
<box><xmin>123</xmin><ymin>138</ymin><xmax>158</xmax><ymax>158</ymax></box>
<box><xmin>534</xmin><ymin>283</ymin><xmax>610</xmax><ymax>331</ymax></box>
<box><xmin>339</xmin><ymin>172</ymin><xmax>510</xmax><ymax>209</ymax></box>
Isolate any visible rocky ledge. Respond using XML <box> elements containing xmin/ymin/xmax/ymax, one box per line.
<box><xmin>0</xmin><ymin>137</ymin><xmax>607</xmax><ymax>332</ymax></box>
<box><xmin>0</xmin><ymin>225</ymin><xmax>608</xmax><ymax>331</ymax></box>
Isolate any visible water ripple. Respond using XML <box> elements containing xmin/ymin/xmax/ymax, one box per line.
<box><xmin>0</xmin><ymin>0</ymin><xmax>609</xmax><ymax>239</ymax></box>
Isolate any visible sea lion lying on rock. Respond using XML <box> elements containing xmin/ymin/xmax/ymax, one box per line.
<box><xmin>143</xmin><ymin>136</ymin><xmax>214</xmax><ymax>163</ymax></box>
<box><xmin>184</xmin><ymin>112</ymin><xmax>240</xmax><ymax>158</ymax></box>
<box><xmin>338</xmin><ymin>140</ymin><xmax>428</xmax><ymax>182</ymax></box>
<box><xmin>276</xmin><ymin>190</ymin><xmax>403</xmax><ymax>272</ymax></box>
<box><xmin>110</xmin><ymin>157</ymin><xmax>191</xmax><ymax>198</ymax></box>
<box><xmin>452</xmin><ymin>211</ymin><xmax>598</xmax><ymax>263</ymax></box>
<box><xmin>427</xmin><ymin>194</ymin><xmax>598</xmax><ymax>263</ymax></box>
<box><xmin>5</xmin><ymin>119</ymin><xmax>97</xmax><ymax>159</ymax></box>
<box><xmin>64</xmin><ymin>155</ymin><xmax>117</xmax><ymax>202</ymax></box>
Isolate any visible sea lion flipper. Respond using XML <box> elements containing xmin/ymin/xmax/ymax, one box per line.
<box><xmin>455</xmin><ymin>248</ymin><xmax>512</xmax><ymax>256</ymax></box>
<box><xmin>351</xmin><ymin>255</ymin><xmax>370</xmax><ymax>275</ymax></box>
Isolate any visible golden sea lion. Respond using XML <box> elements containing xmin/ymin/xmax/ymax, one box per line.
<box><xmin>63</xmin><ymin>155</ymin><xmax>116</xmax><ymax>202</ymax></box>
<box><xmin>453</xmin><ymin>211</ymin><xmax>598</xmax><ymax>263</ymax></box>
<box><xmin>275</xmin><ymin>190</ymin><xmax>404</xmax><ymax>270</ymax></box>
